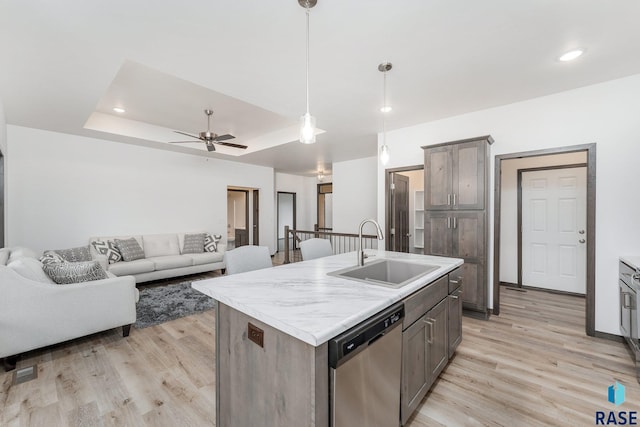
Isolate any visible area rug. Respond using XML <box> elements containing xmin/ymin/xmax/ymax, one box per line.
<box><xmin>135</xmin><ymin>281</ymin><xmax>214</xmax><ymax>329</ymax></box>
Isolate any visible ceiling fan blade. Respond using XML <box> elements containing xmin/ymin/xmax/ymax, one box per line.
<box><xmin>169</xmin><ymin>140</ymin><xmax>202</xmax><ymax>144</ymax></box>
<box><xmin>216</xmin><ymin>141</ymin><xmax>248</xmax><ymax>149</ymax></box>
<box><xmin>214</xmin><ymin>134</ymin><xmax>235</xmax><ymax>141</ymax></box>
<box><xmin>174</xmin><ymin>130</ymin><xmax>201</xmax><ymax>140</ymax></box>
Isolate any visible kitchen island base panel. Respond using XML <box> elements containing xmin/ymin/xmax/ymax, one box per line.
<box><xmin>216</xmin><ymin>301</ymin><xmax>329</xmax><ymax>427</ymax></box>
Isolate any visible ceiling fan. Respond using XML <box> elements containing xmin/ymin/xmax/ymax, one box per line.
<box><xmin>170</xmin><ymin>109</ymin><xmax>247</xmax><ymax>152</ymax></box>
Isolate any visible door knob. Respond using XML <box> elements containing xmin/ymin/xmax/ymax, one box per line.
<box><xmin>579</xmin><ymin>239</ymin><xmax>586</xmax><ymax>244</ymax></box>
<box><xmin>578</xmin><ymin>230</ymin><xmax>585</xmax><ymax>234</ymax></box>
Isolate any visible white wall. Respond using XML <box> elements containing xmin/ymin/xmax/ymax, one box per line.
<box><xmin>0</xmin><ymin>99</ymin><xmax>6</xmax><ymax>154</ymax></box>
<box><xmin>378</xmin><ymin>73</ymin><xmax>640</xmax><ymax>335</ymax></box>
<box><xmin>500</xmin><ymin>152</ymin><xmax>587</xmax><ymax>284</ymax></box>
<box><xmin>6</xmin><ymin>126</ymin><xmax>276</xmax><ymax>254</ymax></box>
<box><xmin>332</xmin><ymin>156</ymin><xmax>378</xmax><ymax>234</ymax></box>
<box><xmin>0</xmin><ymin>99</ymin><xmax>6</xmax><ymax>247</ymax></box>
<box><xmin>275</xmin><ymin>172</ymin><xmax>317</xmax><ymax>231</ymax></box>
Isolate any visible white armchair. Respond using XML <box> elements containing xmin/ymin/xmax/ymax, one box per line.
<box><xmin>0</xmin><ymin>247</ymin><xmax>138</xmax><ymax>370</ymax></box>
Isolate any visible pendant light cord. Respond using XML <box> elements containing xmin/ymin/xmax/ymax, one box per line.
<box><xmin>382</xmin><ymin>70</ymin><xmax>387</xmax><ymax>144</ymax></box>
<box><xmin>305</xmin><ymin>7</ymin><xmax>310</xmax><ymax>114</ymax></box>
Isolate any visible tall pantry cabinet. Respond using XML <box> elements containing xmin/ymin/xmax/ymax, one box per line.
<box><xmin>422</xmin><ymin>136</ymin><xmax>493</xmax><ymax>317</ymax></box>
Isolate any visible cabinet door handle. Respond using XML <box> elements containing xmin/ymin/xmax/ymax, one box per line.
<box><xmin>453</xmin><ymin>217</ymin><xmax>457</xmax><ymax>229</ymax></box>
<box><xmin>449</xmin><ymin>280</ymin><xmax>460</xmax><ymax>284</ymax></box>
<box><xmin>453</xmin><ymin>193</ymin><xmax>457</xmax><ymax>206</ymax></box>
<box><xmin>450</xmin><ymin>294</ymin><xmax>459</xmax><ymax>300</ymax></box>
<box><xmin>447</xmin><ymin>194</ymin><xmax>451</xmax><ymax>206</ymax></box>
<box><xmin>447</xmin><ymin>217</ymin><xmax>451</xmax><ymax>229</ymax></box>
<box><xmin>424</xmin><ymin>318</ymin><xmax>435</xmax><ymax>344</ymax></box>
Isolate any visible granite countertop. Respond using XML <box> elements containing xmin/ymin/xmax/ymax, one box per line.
<box><xmin>192</xmin><ymin>250</ymin><xmax>463</xmax><ymax>347</ymax></box>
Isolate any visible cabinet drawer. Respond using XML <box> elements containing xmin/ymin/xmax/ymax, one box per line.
<box><xmin>448</xmin><ymin>267</ymin><xmax>463</xmax><ymax>293</ymax></box>
<box><xmin>403</xmin><ymin>275</ymin><xmax>448</xmax><ymax>329</ymax></box>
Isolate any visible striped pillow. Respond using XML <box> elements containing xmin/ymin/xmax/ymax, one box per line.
<box><xmin>183</xmin><ymin>233</ymin><xmax>206</xmax><ymax>254</ymax></box>
<box><xmin>114</xmin><ymin>238</ymin><xmax>145</xmax><ymax>262</ymax></box>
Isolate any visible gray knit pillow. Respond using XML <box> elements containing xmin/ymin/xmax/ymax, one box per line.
<box><xmin>114</xmin><ymin>238</ymin><xmax>145</xmax><ymax>261</ymax></box>
<box><xmin>183</xmin><ymin>233</ymin><xmax>206</xmax><ymax>254</ymax></box>
<box><xmin>42</xmin><ymin>260</ymin><xmax>108</xmax><ymax>284</ymax></box>
<box><xmin>53</xmin><ymin>246</ymin><xmax>91</xmax><ymax>262</ymax></box>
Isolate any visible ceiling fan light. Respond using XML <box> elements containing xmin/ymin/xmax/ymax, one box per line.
<box><xmin>299</xmin><ymin>112</ymin><xmax>316</xmax><ymax>144</ymax></box>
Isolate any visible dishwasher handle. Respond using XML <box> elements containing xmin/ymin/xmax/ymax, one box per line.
<box><xmin>328</xmin><ymin>302</ymin><xmax>404</xmax><ymax>369</ymax></box>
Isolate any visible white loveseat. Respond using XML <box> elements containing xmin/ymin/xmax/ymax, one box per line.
<box><xmin>0</xmin><ymin>247</ymin><xmax>138</xmax><ymax>368</ymax></box>
<box><xmin>89</xmin><ymin>232</ymin><xmax>226</xmax><ymax>284</ymax></box>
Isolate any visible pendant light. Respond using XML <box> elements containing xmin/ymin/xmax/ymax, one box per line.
<box><xmin>299</xmin><ymin>0</ymin><xmax>317</xmax><ymax>144</ymax></box>
<box><xmin>379</xmin><ymin>62</ymin><xmax>392</xmax><ymax>165</ymax></box>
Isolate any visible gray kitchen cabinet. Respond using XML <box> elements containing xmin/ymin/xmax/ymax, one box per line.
<box><xmin>401</xmin><ymin>274</ymin><xmax>454</xmax><ymax>425</ymax></box>
<box><xmin>424</xmin><ymin>139</ymin><xmax>487</xmax><ymax>211</ymax></box>
<box><xmin>423</xmin><ymin>136</ymin><xmax>492</xmax><ymax>317</ymax></box>
<box><xmin>424</xmin><ymin>210</ymin><xmax>485</xmax><ymax>312</ymax></box>
<box><xmin>426</xmin><ymin>298</ymin><xmax>448</xmax><ymax>382</ymax></box>
<box><xmin>448</xmin><ymin>271</ymin><xmax>463</xmax><ymax>358</ymax></box>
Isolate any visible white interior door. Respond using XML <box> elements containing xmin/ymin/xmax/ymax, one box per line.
<box><xmin>521</xmin><ymin>167</ymin><xmax>586</xmax><ymax>294</ymax></box>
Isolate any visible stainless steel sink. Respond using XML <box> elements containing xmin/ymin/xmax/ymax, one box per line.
<box><xmin>329</xmin><ymin>259</ymin><xmax>439</xmax><ymax>288</ymax></box>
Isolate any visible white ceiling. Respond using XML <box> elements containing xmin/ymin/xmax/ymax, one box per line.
<box><xmin>1</xmin><ymin>1</ymin><xmax>640</xmax><ymax>176</ymax></box>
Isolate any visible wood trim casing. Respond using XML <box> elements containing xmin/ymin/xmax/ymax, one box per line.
<box><xmin>493</xmin><ymin>143</ymin><xmax>596</xmax><ymax>336</ymax></box>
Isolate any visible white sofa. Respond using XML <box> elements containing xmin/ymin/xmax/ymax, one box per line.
<box><xmin>0</xmin><ymin>247</ymin><xmax>138</xmax><ymax>368</ymax></box>
<box><xmin>89</xmin><ymin>232</ymin><xmax>226</xmax><ymax>283</ymax></box>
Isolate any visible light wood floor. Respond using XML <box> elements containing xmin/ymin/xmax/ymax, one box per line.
<box><xmin>1</xmin><ymin>284</ymin><xmax>638</xmax><ymax>426</ymax></box>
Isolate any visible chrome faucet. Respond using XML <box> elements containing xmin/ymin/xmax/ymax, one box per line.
<box><xmin>358</xmin><ymin>219</ymin><xmax>384</xmax><ymax>266</ymax></box>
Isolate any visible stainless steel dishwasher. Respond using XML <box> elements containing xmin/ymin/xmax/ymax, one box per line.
<box><xmin>329</xmin><ymin>302</ymin><xmax>404</xmax><ymax>427</ymax></box>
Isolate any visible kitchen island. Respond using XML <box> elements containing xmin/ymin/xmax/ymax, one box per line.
<box><xmin>193</xmin><ymin>250</ymin><xmax>463</xmax><ymax>426</ymax></box>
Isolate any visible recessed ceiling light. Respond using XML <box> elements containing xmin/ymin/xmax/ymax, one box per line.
<box><xmin>113</xmin><ymin>107</ymin><xmax>126</xmax><ymax>113</ymax></box>
<box><xmin>380</xmin><ymin>106</ymin><xmax>392</xmax><ymax>113</ymax></box>
<box><xmin>559</xmin><ymin>49</ymin><xmax>584</xmax><ymax>62</ymax></box>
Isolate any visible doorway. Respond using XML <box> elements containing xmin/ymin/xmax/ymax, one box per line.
<box><xmin>493</xmin><ymin>144</ymin><xmax>596</xmax><ymax>336</ymax></box>
<box><xmin>227</xmin><ymin>189</ymin><xmax>249</xmax><ymax>248</ymax></box>
<box><xmin>317</xmin><ymin>183</ymin><xmax>333</xmax><ymax>231</ymax></box>
<box><xmin>385</xmin><ymin>165</ymin><xmax>424</xmax><ymax>254</ymax></box>
<box><xmin>227</xmin><ymin>187</ymin><xmax>259</xmax><ymax>248</ymax></box>
<box><xmin>277</xmin><ymin>192</ymin><xmax>296</xmax><ymax>252</ymax></box>
<box><xmin>520</xmin><ymin>166</ymin><xmax>587</xmax><ymax>294</ymax></box>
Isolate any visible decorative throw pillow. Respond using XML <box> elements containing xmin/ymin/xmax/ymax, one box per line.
<box><xmin>204</xmin><ymin>233</ymin><xmax>222</xmax><ymax>252</ymax></box>
<box><xmin>183</xmin><ymin>233</ymin><xmax>206</xmax><ymax>254</ymax></box>
<box><xmin>42</xmin><ymin>260</ymin><xmax>108</xmax><ymax>285</ymax></box>
<box><xmin>91</xmin><ymin>240</ymin><xmax>122</xmax><ymax>264</ymax></box>
<box><xmin>39</xmin><ymin>251</ymin><xmax>66</xmax><ymax>265</ymax></box>
<box><xmin>53</xmin><ymin>246</ymin><xmax>92</xmax><ymax>262</ymax></box>
<box><xmin>114</xmin><ymin>238</ymin><xmax>145</xmax><ymax>262</ymax></box>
